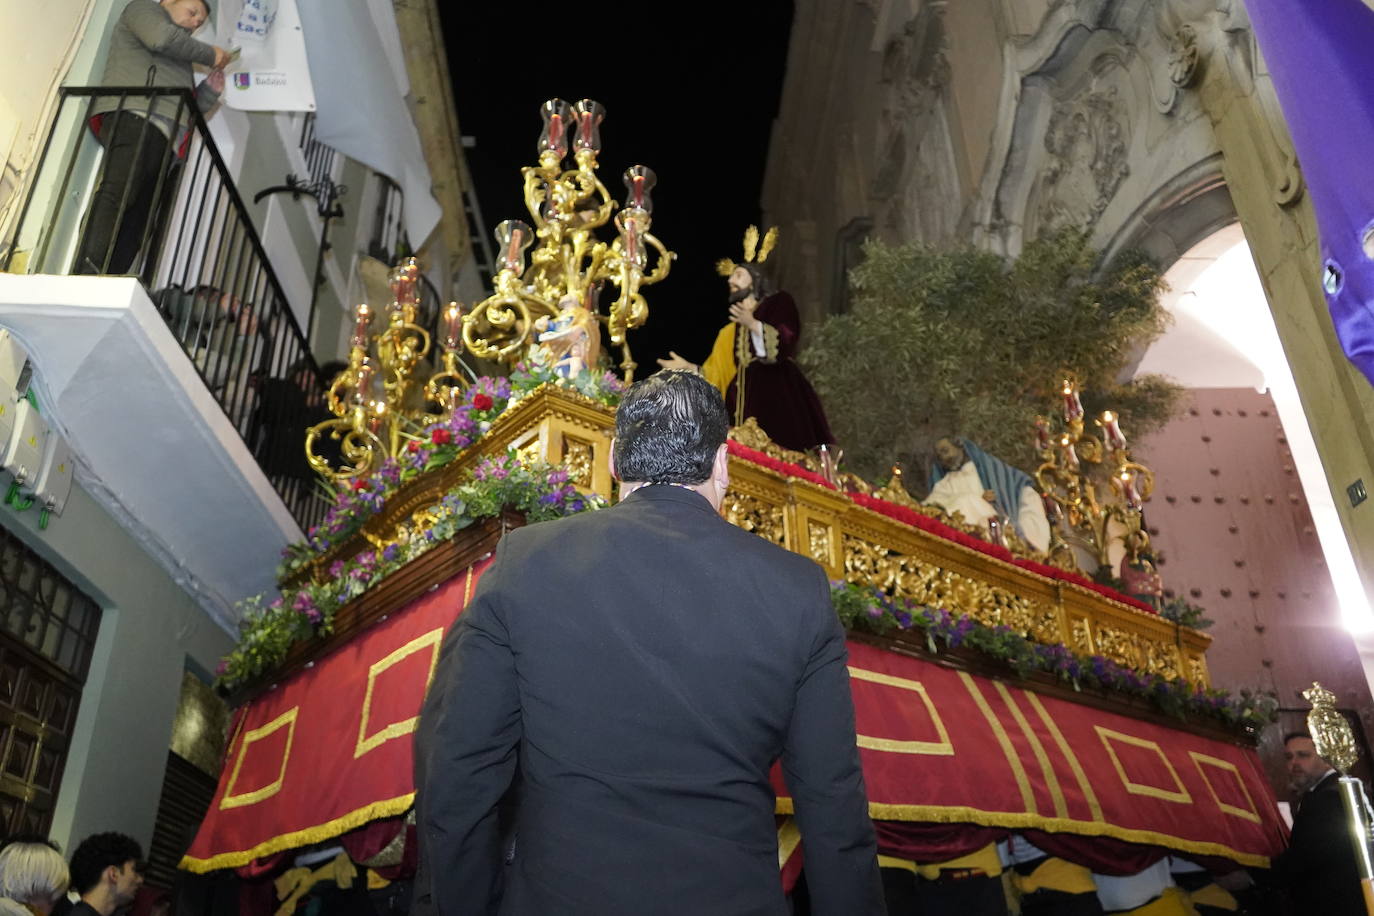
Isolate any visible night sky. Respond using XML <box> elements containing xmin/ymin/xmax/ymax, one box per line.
<box><xmin>438</xmin><ymin>2</ymin><xmax>795</xmax><ymax>376</ymax></box>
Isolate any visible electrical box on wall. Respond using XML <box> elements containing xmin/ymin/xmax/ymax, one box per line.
<box><xmin>0</xmin><ymin>329</ymin><xmax>25</xmax><ymax>392</ymax></box>
<box><xmin>31</xmin><ymin>433</ymin><xmax>73</xmax><ymax>515</ymax></box>
<box><xmin>2</xmin><ymin>400</ymin><xmax>48</xmax><ymax>486</ymax></box>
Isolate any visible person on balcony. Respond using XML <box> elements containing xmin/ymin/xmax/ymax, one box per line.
<box><xmin>414</xmin><ymin>370</ymin><xmax>882</xmax><ymax>916</ymax></box>
<box><xmin>75</xmin><ymin>0</ymin><xmax>230</xmax><ymax>276</ymax></box>
<box><xmin>156</xmin><ymin>284</ymin><xmax>265</xmax><ymax>412</ymax></box>
<box><xmin>926</xmin><ymin>435</ymin><xmax>1051</xmax><ymax>553</ymax></box>
<box><xmin>656</xmin><ymin>228</ymin><xmax>835</xmax><ymax>452</ymax></box>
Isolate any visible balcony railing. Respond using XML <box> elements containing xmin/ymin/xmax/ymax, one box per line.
<box><xmin>3</xmin><ymin>87</ymin><xmax>327</xmax><ymax>531</ymax></box>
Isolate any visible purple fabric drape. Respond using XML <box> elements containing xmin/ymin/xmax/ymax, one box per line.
<box><xmin>1244</xmin><ymin>0</ymin><xmax>1374</xmax><ymax>386</ymax></box>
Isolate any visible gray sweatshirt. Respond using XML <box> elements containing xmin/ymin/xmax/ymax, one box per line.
<box><xmin>90</xmin><ymin>0</ymin><xmax>221</xmax><ymax>133</ymax></box>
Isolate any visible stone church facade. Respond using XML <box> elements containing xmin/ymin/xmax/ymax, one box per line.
<box><xmin>762</xmin><ymin>0</ymin><xmax>1374</xmax><ymax>777</ymax></box>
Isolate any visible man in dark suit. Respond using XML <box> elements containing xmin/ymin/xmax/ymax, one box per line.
<box><xmin>1267</xmin><ymin>731</ymin><xmax>1365</xmax><ymax>914</ymax></box>
<box><xmin>413</xmin><ymin>369</ymin><xmax>883</xmax><ymax>916</ymax></box>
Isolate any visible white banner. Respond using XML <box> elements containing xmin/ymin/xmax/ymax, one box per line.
<box><xmin>220</xmin><ymin>0</ymin><xmax>316</xmax><ymax>112</ymax></box>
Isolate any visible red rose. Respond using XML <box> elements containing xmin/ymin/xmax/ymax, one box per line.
<box><xmin>472</xmin><ymin>393</ymin><xmax>494</xmax><ymax>410</ymax></box>
<box><xmin>352</xmin><ymin>479</ymin><xmax>369</xmax><ymax>492</ymax></box>
<box><xmin>407</xmin><ymin>440</ymin><xmax>421</xmax><ymax>453</ymax></box>
<box><xmin>431</xmin><ymin>427</ymin><xmax>453</xmax><ymax>445</ymax></box>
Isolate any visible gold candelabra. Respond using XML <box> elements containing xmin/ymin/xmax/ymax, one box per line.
<box><xmin>1034</xmin><ymin>374</ymin><xmax>1155</xmax><ymax>570</ymax></box>
<box><xmin>305</xmin><ymin>258</ymin><xmax>469</xmax><ymax>483</ymax></box>
<box><xmin>461</xmin><ymin>98</ymin><xmax>674</xmax><ymax>381</ymax></box>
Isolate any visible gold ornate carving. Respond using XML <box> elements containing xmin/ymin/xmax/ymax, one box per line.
<box><xmin>1143</xmin><ymin>639</ymin><xmax>1182</xmax><ymax>682</ymax></box>
<box><xmin>842</xmin><ymin>535</ymin><xmax>1054</xmax><ymax>640</ymax></box>
<box><xmin>724</xmin><ymin>492</ymin><xmax>786</xmax><ymax>545</ymax></box>
<box><xmin>808</xmin><ymin>520</ymin><xmax>832</xmax><ymax>565</ymax></box>
<box><xmin>1070</xmin><ymin>616</ymin><xmax>1094</xmax><ymax>654</ymax></box>
<box><xmin>562</xmin><ymin>437</ymin><xmax>594</xmax><ymax>488</ymax></box>
<box><xmin>1092</xmin><ymin>624</ymin><xmax>1141</xmax><ymax>670</ymax></box>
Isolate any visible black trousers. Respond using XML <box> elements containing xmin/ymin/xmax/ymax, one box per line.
<box><xmin>76</xmin><ymin>111</ymin><xmax>172</xmax><ymax>275</ymax></box>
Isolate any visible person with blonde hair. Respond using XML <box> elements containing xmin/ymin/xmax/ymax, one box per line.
<box><xmin>0</xmin><ymin>840</ymin><xmax>69</xmax><ymax>916</ymax></box>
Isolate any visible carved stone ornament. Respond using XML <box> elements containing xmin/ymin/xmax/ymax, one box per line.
<box><xmin>1168</xmin><ymin>24</ymin><xmax>1201</xmax><ymax>88</ymax></box>
<box><xmin>1038</xmin><ymin>87</ymin><xmax>1131</xmax><ymax>230</ymax></box>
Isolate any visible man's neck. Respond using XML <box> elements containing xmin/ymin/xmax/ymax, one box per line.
<box><xmin>80</xmin><ymin>890</ymin><xmax>117</xmax><ymax>916</ymax></box>
<box><xmin>620</xmin><ymin>480</ymin><xmax>721</xmax><ymax>511</ymax></box>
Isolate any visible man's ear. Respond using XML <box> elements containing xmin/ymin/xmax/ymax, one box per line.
<box><xmin>713</xmin><ymin>443</ymin><xmax>730</xmax><ymax>490</ymax></box>
<box><xmin>608</xmin><ymin>439</ymin><xmax>620</xmax><ymax>481</ymax></box>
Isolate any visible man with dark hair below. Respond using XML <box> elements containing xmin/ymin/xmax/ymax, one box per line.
<box><xmin>414</xmin><ymin>370</ymin><xmax>884</xmax><ymax>915</ymax></box>
<box><xmin>1263</xmin><ymin>731</ymin><xmax>1364</xmax><ymax>914</ymax></box>
<box><xmin>76</xmin><ymin>0</ymin><xmax>230</xmax><ymax>275</ymax></box>
<box><xmin>66</xmin><ymin>834</ymin><xmax>144</xmax><ymax>916</ymax></box>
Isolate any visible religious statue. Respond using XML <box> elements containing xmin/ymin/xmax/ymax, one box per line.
<box><xmin>656</xmin><ymin>227</ymin><xmax>834</xmax><ymax>452</ymax></box>
<box><xmin>926</xmin><ymin>436</ymin><xmax>1051</xmax><ymax>553</ymax></box>
<box><xmin>1118</xmin><ymin>528</ymin><xmax>1164</xmax><ymax>611</ymax></box>
<box><xmin>532</xmin><ymin>288</ymin><xmax>602</xmax><ymax>379</ymax></box>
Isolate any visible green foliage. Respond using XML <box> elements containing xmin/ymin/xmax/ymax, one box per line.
<box><xmin>1161</xmin><ymin>596</ymin><xmax>1215</xmax><ymax>630</ymax></box>
<box><xmin>800</xmin><ymin>228</ymin><xmax>1183</xmax><ymax>483</ymax></box>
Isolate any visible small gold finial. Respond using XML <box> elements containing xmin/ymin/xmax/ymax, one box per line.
<box><xmin>1304</xmin><ymin>681</ymin><xmax>1360</xmax><ymax>772</ymax></box>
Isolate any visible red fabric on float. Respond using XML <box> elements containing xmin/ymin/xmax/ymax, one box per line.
<box><xmin>773</xmin><ymin>642</ymin><xmax>1286</xmax><ymax>867</ymax></box>
<box><xmin>182</xmin><ymin>557</ymin><xmax>494</xmax><ymax>873</ymax></box>
<box><xmin>184</xmin><ymin>561</ymin><xmax>1281</xmax><ymax>879</ymax></box>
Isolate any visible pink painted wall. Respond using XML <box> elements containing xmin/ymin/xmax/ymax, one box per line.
<box><xmin>1132</xmin><ymin>388</ymin><xmax>1374</xmax><ymax>797</ymax></box>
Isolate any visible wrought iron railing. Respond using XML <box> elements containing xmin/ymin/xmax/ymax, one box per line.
<box><xmin>2</xmin><ymin>87</ymin><xmax>328</xmax><ymax>532</ymax></box>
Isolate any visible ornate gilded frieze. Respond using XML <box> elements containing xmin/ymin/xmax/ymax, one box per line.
<box><xmin>299</xmin><ymin>389</ymin><xmax>1211</xmax><ymax>687</ymax></box>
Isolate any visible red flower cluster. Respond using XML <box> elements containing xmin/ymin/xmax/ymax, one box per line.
<box><xmin>352</xmin><ymin>478</ymin><xmax>369</xmax><ymax>492</ymax></box>
<box><xmin>431</xmin><ymin>428</ymin><xmax>453</xmax><ymax>446</ymax></box>
<box><xmin>472</xmin><ymin>393</ymin><xmax>494</xmax><ymax>411</ymax></box>
<box><xmin>407</xmin><ymin>440</ymin><xmax>422</xmax><ymax>453</ymax></box>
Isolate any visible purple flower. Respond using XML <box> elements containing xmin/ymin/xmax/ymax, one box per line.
<box><xmin>382</xmin><ymin>543</ymin><xmax>400</xmax><ymax>563</ymax></box>
<box><xmin>215</xmin><ymin>659</ymin><xmax>228</xmax><ymax>676</ymax></box>
<box><xmin>292</xmin><ymin>591</ymin><xmax>322</xmax><ymax>624</ymax></box>
<box><xmin>328</xmin><ymin>560</ymin><xmax>346</xmax><ymax>579</ymax></box>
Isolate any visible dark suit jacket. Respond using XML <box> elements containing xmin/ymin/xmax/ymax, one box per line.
<box><xmin>1270</xmin><ymin>770</ymin><xmax>1366</xmax><ymax>915</ymax></box>
<box><xmin>413</xmin><ymin>484</ymin><xmax>883</xmax><ymax>916</ymax></box>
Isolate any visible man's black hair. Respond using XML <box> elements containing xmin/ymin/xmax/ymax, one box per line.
<box><xmin>733</xmin><ymin>262</ymin><xmax>773</xmax><ymax>300</ymax></box>
<box><xmin>69</xmin><ymin>832</ymin><xmax>143</xmax><ymax>896</ymax></box>
<box><xmin>1283</xmin><ymin>730</ymin><xmax>1314</xmax><ymax>745</ymax></box>
<box><xmin>614</xmin><ymin>370</ymin><xmax>728</xmax><ymax>486</ymax></box>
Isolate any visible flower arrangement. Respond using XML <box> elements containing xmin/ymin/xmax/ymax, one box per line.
<box><xmin>275</xmin><ymin>365</ymin><xmax>626</xmax><ymax>580</ymax></box>
<box><xmin>830</xmin><ymin>581</ymin><xmax>1277</xmax><ymax>729</ymax></box>
<box><xmin>219</xmin><ymin>452</ymin><xmax>604</xmax><ymax>690</ymax></box>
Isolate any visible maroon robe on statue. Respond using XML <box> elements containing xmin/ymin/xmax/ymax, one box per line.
<box><xmin>725</xmin><ymin>291</ymin><xmax>834</xmax><ymax>452</ymax></box>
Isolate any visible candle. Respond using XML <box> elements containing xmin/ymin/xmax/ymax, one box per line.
<box><xmin>353</xmin><ymin>358</ymin><xmax>374</xmax><ymax>406</ymax></box>
<box><xmin>1099</xmin><ymin>410</ymin><xmax>1127</xmax><ymax>450</ymax></box>
<box><xmin>442</xmin><ymin>302</ymin><xmax>462</xmax><ymax>350</ymax></box>
<box><xmin>351</xmin><ymin>303</ymin><xmax>372</xmax><ymax>349</ymax></box>
<box><xmin>1120</xmin><ymin>469</ymin><xmax>1141</xmax><ymax>509</ymax></box>
<box><xmin>505</xmin><ymin>226</ymin><xmax>526</xmax><ymax>272</ymax></box>
<box><xmin>1059</xmin><ymin>434</ymin><xmax>1080</xmax><ymax>470</ymax></box>
<box><xmin>368</xmin><ymin>399</ymin><xmax>387</xmax><ymax>434</ymax></box>
<box><xmin>1062</xmin><ymin>381</ymin><xmax>1084</xmax><ymax>422</ymax></box>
